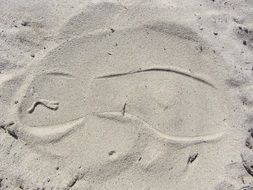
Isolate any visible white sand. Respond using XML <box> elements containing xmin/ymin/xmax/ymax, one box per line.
<box><xmin>0</xmin><ymin>0</ymin><xmax>253</xmax><ymax>189</ymax></box>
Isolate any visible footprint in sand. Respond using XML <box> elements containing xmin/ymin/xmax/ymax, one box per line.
<box><xmin>9</xmin><ymin>22</ymin><xmax>228</xmax><ymax>185</ymax></box>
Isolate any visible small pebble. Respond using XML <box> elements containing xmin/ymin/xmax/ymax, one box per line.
<box><xmin>21</xmin><ymin>21</ymin><xmax>30</xmax><ymax>26</ymax></box>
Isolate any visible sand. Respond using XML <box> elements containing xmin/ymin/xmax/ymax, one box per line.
<box><xmin>0</xmin><ymin>0</ymin><xmax>253</xmax><ymax>189</ymax></box>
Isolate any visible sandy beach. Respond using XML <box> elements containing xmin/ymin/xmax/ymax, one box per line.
<box><xmin>0</xmin><ymin>0</ymin><xmax>253</xmax><ymax>189</ymax></box>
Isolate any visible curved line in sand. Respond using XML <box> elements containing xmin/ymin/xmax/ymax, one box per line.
<box><xmin>95</xmin><ymin>66</ymin><xmax>216</xmax><ymax>89</ymax></box>
<box><xmin>95</xmin><ymin>111</ymin><xmax>224</xmax><ymax>145</ymax></box>
<box><xmin>27</xmin><ymin>99</ymin><xmax>59</xmax><ymax>114</ymax></box>
<box><xmin>16</xmin><ymin>116</ymin><xmax>86</xmax><ymax>143</ymax></box>
<box><xmin>14</xmin><ymin>110</ymin><xmax>224</xmax><ymax>145</ymax></box>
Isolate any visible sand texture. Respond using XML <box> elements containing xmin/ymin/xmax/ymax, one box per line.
<box><xmin>0</xmin><ymin>0</ymin><xmax>253</xmax><ymax>189</ymax></box>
